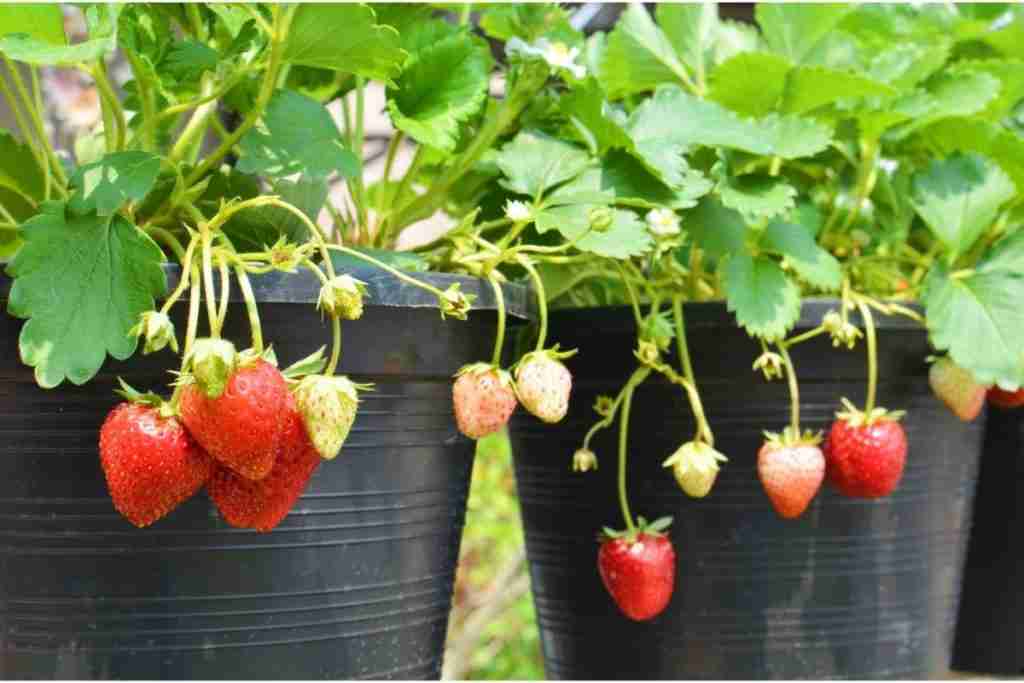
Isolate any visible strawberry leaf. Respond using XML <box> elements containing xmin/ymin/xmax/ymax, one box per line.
<box><xmin>762</xmin><ymin>209</ymin><xmax>842</xmax><ymax>292</ymax></box>
<box><xmin>756</xmin><ymin>3</ymin><xmax>852</xmax><ymax>64</ymax></box>
<box><xmin>724</xmin><ymin>251</ymin><xmax>801</xmax><ymax>341</ymax></box>
<box><xmin>6</xmin><ymin>202</ymin><xmax>167</xmax><ymax>388</ymax></box>
<box><xmin>496</xmin><ymin>130</ymin><xmax>592</xmax><ymax>199</ymax></box>
<box><xmin>68</xmin><ymin>151</ymin><xmax>162</xmax><ymax>216</ymax></box>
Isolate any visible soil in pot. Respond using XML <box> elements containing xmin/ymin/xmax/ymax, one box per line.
<box><xmin>510</xmin><ymin>303</ymin><xmax>984</xmax><ymax>680</ymax></box>
<box><xmin>953</xmin><ymin>406</ymin><xmax>1024</xmax><ymax>676</ymax></box>
<box><xmin>0</xmin><ymin>267</ymin><xmax>529</xmax><ymax>680</ymax></box>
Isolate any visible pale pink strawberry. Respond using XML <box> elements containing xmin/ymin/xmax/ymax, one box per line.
<box><xmin>515</xmin><ymin>349</ymin><xmax>573</xmax><ymax>423</ymax></box>
<box><xmin>452</xmin><ymin>363</ymin><xmax>517</xmax><ymax>439</ymax></box>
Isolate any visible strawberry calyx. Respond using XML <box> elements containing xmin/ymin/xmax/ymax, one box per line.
<box><xmin>511</xmin><ymin>344</ymin><xmax>577</xmax><ymax>372</ymax></box>
<box><xmin>115</xmin><ymin>378</ymin><xmax>177</xmax><ymax>419</ymax></box>
<box><xmin>600</xmin><ymin>515</ymin><xmax>673</xmax><ymax>544</ymax></box>
<box><xmin>834</xmin><ymin>397</ymin><xmax>905</xmax><ymax>427</ymax></box>
<box><xmin>185</xmin><ymin>337</ymin><xmax>239</xmax><ymax>399</ymax></box>
<box><xmin>661</xmin><ymin>440</ymin><xmax>727</xmax><ymax>474</ymax></box>
<box><xmin>281</xmin><ymin>346</ymin><xmax>328</xmax><ymax>383</ymax></box>
<box><xmin>763</xmin><ymin>426</ymin><xmax>823</xmax><ymax>449</ymax></box>
<box><xmin>454</xmin><ymin>362</ymin><xmax>515</xmax><ymax>388</ymax></box>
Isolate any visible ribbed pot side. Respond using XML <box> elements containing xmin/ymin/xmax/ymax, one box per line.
<box><xmin>953</xmin><ymin>407</ymin><xmax>1024</xmax><ymax>676</ymax></box>
<box><xmin>510</xmin><ymin>303</ymin><xmax>984</xmax><ymax>680</ymax></box>
<box><xmin>0</xmin><ymin>267</ymin><xmax>527</xmax><ymax>680</ymax></box>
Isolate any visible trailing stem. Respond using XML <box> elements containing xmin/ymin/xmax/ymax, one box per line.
<box><xmin>487</xmin><ymin>273</ymin><xmax>506</xmax><ymax>367</ymax></box>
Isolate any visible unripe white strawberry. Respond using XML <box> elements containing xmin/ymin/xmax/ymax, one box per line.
<box><xmin>293</xmin><ymin>375</ymin><xmax>370</xmax><ymax>459</ymax></box>
<box><xmin>514</xmin><ymin>349</ymin><xmax>574</xmax><ymax>423</ymax></box>
<box><xmin>318</xmin><ymin>274</ymin><xmax>367</xmax><ymax>320</ymax></box>
<box><xmin>662</xmin><ymin>440</ymin><xmax>728</xmax><ymax>498</ymax></box>
<box><xmin>452</xmin><ymin>363</ymin><xmax>517</xmax><ymax>439</ymax></box>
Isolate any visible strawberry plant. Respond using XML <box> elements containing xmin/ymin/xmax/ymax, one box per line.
<box><xmin>0</xmin><ymin>3</ymin><xmax>582</xmax><ymax>531</ymax></box>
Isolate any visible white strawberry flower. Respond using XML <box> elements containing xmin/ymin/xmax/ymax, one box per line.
<box><xmin>504</xmin><ymin>199</ymin><xmax>533</xmax><ymax>222</ymax></box>
<box><xmin>506</xmin><ymin>38</ymin><xmax>586</xmax><ymax>79</ymax></box>
<box><xmin>646</xmin><ymin>208</ymin><xmax>680</xmax><ymax>236</ymax></box>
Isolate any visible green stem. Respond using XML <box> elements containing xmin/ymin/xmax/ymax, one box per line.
<box><xmin>352</xmin><ymin>77</ymin><xmax>368</xmax><ymax>240</ymax></box>
<box><xmin>617</xmin><ymin>368</ymin><xmax>649</xmax><ymax>533</ymax></box>
<box><xmin>186</xmin><ymin>3</ymin><xmax>207</xmax><ymax>39</ymax></box>
<box><xmin>303</xmin><ymin>258</ymin><xmax>342</xmax><ymax>376</ymax></box>
<box><xmin>169</xmin><ymin>74</ymin><xmax>217</xmax><ymax>163</ymax></box>
<box><xmin>124</xmin><ymin>50</ymin><xmax>157</xmax><ymax>151</ymax></box>
<box><xmin>29</xmin><ymin>66</ymin><xmax>52</xmax><ymax>199</ymax></box>
<box><xmin>518</xmin><ymin>257</ymin><xmax>548</xmax><ymax>352</ymax></box>
<box><xmin>383</xmin><ymin>144</ymin><xmax>425</xmax><ymax>239</ymax></box>
<box><xmin>672</xmin><ymin>297</ymin><xmax>713</xmax><ymax>445</ymax></box>
<box><xmin>854</xmin><ymin>296</ymin><xmax>878</xmax><ymax>414</ymax></box>
<box><xmin>146</xmin><ymin>226</ymin><xmax>187</xmax><ymax>262</ymax></box>
<box><xmin>326</xmin><ymin>244</ymin><xmax>446</xmax><ymax>297</ymax></box>
<box><xmin>160</xmin><ymin>237</ymin><xmax>199</xmax><ymax>315</ymax></box>
<box><xmin>460</xmin><ymin>3</ymin><xmax>472</xmax><ymax>25</ymax></box>
<box><xmin>233</xmin><ymin>263</ymin><xmax>263</xmax><ymax>354</ymax></box>
<box><xmin>2</xmin><ymin>56</ymin><xmax>67</xmax><ymax>186</ymax></box>
<box><xmin>0</xmin><ymin>69</ymin><xmax>45</xmax><ymax>170</ymax></box>
<box><xmin>91</xmin><ymin>60</ymin><xmax>125</xmax><ymax>151</ymax></box>
<box><xmin>216</xmin><ymin>251</ymin><xmax>231</xmax><ymax>331</ymax></box>
<box><xmin>838</xmin><ymin>139</ymin><xmax>879</xmax><ymax>233</ymax></box>
<box><xmin>201</xmin><ymin>229</ymin><xmax>220</xmax><ymax>337</ymax></box>
<box><xmin>783</xmin><ymin>326</ymin><xmax>828</xmax><ymax>349</ymax></box>
<box><xmin>184</xmin><ymin>263</ymin><xmax>203</xmax><ymax>359</ymax></box>
<box><xmin>488</xmin><ymin>273</ymin><xmax>506</xmax><ymax>366</ymax></box>
<box><xmin>0</xmin><ymin>205</ymin><xmax>16</xmax><ymax>224</ymax></box>
<box><xmin>617</xmin><ymin>261</ymin><xmax>643</xmax><ymax>329</ymax></box>
<box><xmin>776</xmin><ymin>343</ymin><xmax>801</xmax><ymax>435</ymax></box>
<box><xmin>184</xmin><ymin>5</ymin><xmax>292</xmax><ymax>187</ymax></box>
<box><xmin>381</xmin><ymin>130</ymin><xmax>403</xmax><ymax>186</ymax></box>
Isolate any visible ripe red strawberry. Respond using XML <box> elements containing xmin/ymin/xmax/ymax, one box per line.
<box><xmin>208</xmin><ymin>394</ymin><xmax>321</xmax><ymax>531</ymax></box>
<box><xmin>452</xmin><ymin>363</ymin><xmax>518</xmax><ymax>439</ymax></box>
<box><xmin>758</xmin><ymin>431</ymin><xmax>825</xmax><ymax>519</ymax></box>
<box><xmin>929</xmin><ymin>357</ymin><xmax>985</xmax><ymax>421</ymax></box>
<box><xmin>99</xmin><ymin>399</ymin><xmax>212</xmax><ymax>527</ymax></box>
<box><xmin>515</xmin><ymin>348</ymin><xmax>574</xmax><ymax>423</ymax></box>
<box><xmin>825</xmin><ymin>402</ymin><xmax>907</xmax><ymax>499</ymax></box>
<box><xmin>988</xmin><ymin>386</ymin><xmax>1024</xmax><ymax>409</ymax></box>
<box><xmin>180</xmin><ymin>358</ymin><xmax>289</xmax><ymax>480</ymax></box>
<box><xmin>598</xmin><ymin>517</ymin><xmax>675</xmax><ymax>622</ymax></box>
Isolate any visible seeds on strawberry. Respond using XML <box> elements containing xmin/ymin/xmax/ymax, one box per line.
<box><xmin>825</xmin><ymin>413</ymin><xmax>907</xmax><ymax>499</ymax></box>
<box><xmin>929</xmin><ymin>357</ymin><xmax>985</xmax><ymax>421</ymax></box>
<box><xmin>100</xmin><ymin>402</ymin><xmax>212</xmax><ymax>527</ymax></box>
<box><xmin>515</xmin><ymin>350</ymin><xmax>573</xmax><ymax>423</ymax></box>
<box><xmin>598</xmin><ymin>517</ymin><xmax>676</xmax><ymax>622</ymax></box>
<box><xmin>208</xmin><ymin>395</ymin><xmax>321</xmax><ymax>531</ymax></box>
<box><xmin>452</xmin><ymin>363</ymin><xmax>518</xmax><ymax>439</ymax></box>
<box><xmin>180</xmin><ymin>357</ymin><xmax>289</xmax><ymax>480</ymax></box>
<box><xmin>758</xmin><ymin>439</ymin><xmax>825</xmax><ymax>519</ymax></box>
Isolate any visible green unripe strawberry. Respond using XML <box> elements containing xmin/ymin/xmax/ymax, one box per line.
<box><xmin>662</xmin><ymin>440</ymin><xmax>728</xmax><ymax>498</ymax></box>
<box><xmin>130</xmin><ymin>310</ymin><xmax>178</xmax><ymax>354</ymax></box>
<box><xmin>318</xmin><ymin>274</ymin><xmax>368</xmax><ymax>320</ymax></box>
<box><xmin>294</xmin><ymin>374</ymin><xmax>370</xmax><ymax>460</ymax></box>
<box><xmin>928</xmin><ymin>357</ymin><xmax>985</xmax><ymax>421</ymax></box>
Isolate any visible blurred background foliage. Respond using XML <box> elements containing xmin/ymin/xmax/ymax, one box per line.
<box><xmin>444</xmin><ymin>430</ymin><xmax>544</xmax><ymax>680</ymax></box>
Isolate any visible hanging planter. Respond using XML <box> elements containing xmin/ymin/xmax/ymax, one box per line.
<box><xmin>510</xmin><ymin>303</ymin><xmax>985</xmax><ymax>679</ymax></box>
<box><xmin>0</xmin><ymin>266</ymin><xmax>531</xmax><ymax>679</ymax></box>
<box><xmin>954</xmin><ymin>399</ymin><xmax>1024</xmax><ymax>676</ymax></box>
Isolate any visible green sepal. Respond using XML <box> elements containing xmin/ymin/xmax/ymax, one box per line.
<box><xmin>282</xmin><ymin>346</ymin><xmax>328</xmax><ymax>381</ymax></box>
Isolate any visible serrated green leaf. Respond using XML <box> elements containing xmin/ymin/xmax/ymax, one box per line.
<box><xmin>478</xmin><ymin>3</ymin><xmax>579</xmax><ymax>45</ymax></box>
<box><xmin>0</xmin><ymin>4</ymin><xmax>117</xmax><ymax>64</ymax></box>
<box><xmin>282</xmin><ymin>4</ymin><xmax>405</xmax><ymax>83</ymax></box>
<box><xmin>708</xmin><ymin>51</ymin><xmax>790</xmax><ymax>117</ymax></box>
<box><xmin>950</xmin><ymin>60</ymin><xmax>1024</xmax><ymax>121</ymax></box>
<box><xmin>762</xmin><ymin>214</ymin><xmax>842</xmax><ymax>291</ymax></box>
<box><xmin>163</xmin><ymin>40</ymin><xmax>219</xmax><ymax>80</ymax></box>
<box><xmin>628</xmin><ymin>86</ymin><xmax>832</xmax><ymax>162</ymax></box>
<box><xmin>910</xmin><ymin>153</ymin><xmax>1015</xmax><ymax>257</ymax></box>
<box><xmin>561</xmin><ymin>78</ymin><xmax>632</xmax><ymax>155</ymax></box>
<box><xmin>868</xmin><ymin>42</ymin><xmax>950</xmax><ymax>89</ymax></box>
<box><xmin>982</xmin><ymin>18</ymin><xmax>1024</xmax><ymax>60</ymax></box>
<box><xmin>0</xmin><ymin>130</ymin><xmax>44</xmax><ymax>207</ymax></box>
<box><xmin>981</xmin><ymin>229</ymin><xmax>1024</xmax><ymax>277</ymax></box>
<box><xmin>924</xmin><ymin>262</ymin><xmax>1024</xmax><ymax>389</ymax></box>
<box><xmin>887</xmin><ymin>71</ymin><xmax>1002</xmax><ymax>140</ymax></box>
<box><xmin>685</xmin><ymin>197</ymin><xmax>748</xmax><ymax>260</ymax></box>
<box><xmin>712</xmin><ymin>19</ymin><xmax>762</xmax><ymax>65</ymax></box>
<box><xmin>724</xmin><ymin>251</ymin><xmax>801</xmax><ymax>341</ymax></box>
<box><xmin>756</xmin><ymin>3</ymin><xmax>852</xmax><ymax>64</ymax></box>
<box><xmin>917</xmin><ymin>117</ymin><xmax>1024</xmax><ymax>192</ymax></box>
<box><xmin>68</xmin><ymin>151</ymin><xmax>162</xmax><ymax>216</ymax></box>
<box><xmin>386</xmin><ymin>25</ymin><xmax>491</xmax><ymax>152</ymax></box>
<box><xmin>717</xmin><ymin>173</ymin><xmax>797</xmax><ymax>221</ymax></box>
<box><xmin>599</xmin><ymin>3</ymin><xmax>688</xmax><ymax>100</ymax></box>
<box><xmin>206</xmin><ymin>4</ymin><xmax>251</xmax><ymax>39</ymax></box>
<box><xmin>6</xmin><ymin>202</ymin><xmax>166</xmax><ymax>388</ymax></box>
<box><xmin>656</xmin><ymin>2</ymin><xmax>718</xmax><ymax>90</ymax></box>
<box><xmin>781</xmin><ymin>65</ymin><xmax>896</xmax><ymax>115</ymax></box>
<box><xmin>600</xmin><ymin>152</ymin><xmax>712</xmax><ymax>210</ymax></box>
<box><xmin>496</xmin><ymin>131</ymin><xmax>591</xmax><ymax>199</ymax></box>
<box><xmin>0</xmin><ymin>4</ymin><xmax>66</xmax><ymax>44</ymax></box>
<box><xmin>535</xmin><ymin>205</ymin><xmax>652</xmax><ymax>259</ymax></box>
<box><xmin>238</xmin><ymin>89</ymin><xmax>359</xmax><ymax>180</ymax></box>
<box><xmin>223</xmin><ymin>177</ymin><xmax>326</xmax><ymax>251</ymax></box>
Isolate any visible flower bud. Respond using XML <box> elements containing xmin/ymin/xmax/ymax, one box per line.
<box><xmin>294</xmin><ymin>375</ymin><xmax>366</xmax><ymax>460</ymax></box>
<box><xmin>752</xmin><ymin>351</ymin><xmax>784</xmax><ymax>381</ymax></box>
<box><xmin>504</xmin><ymin>199</ymin><xmax>533</xmax><ymax>222</ymax></box>
<box><xmin>572</xmin><ymin>448</ymin><xmax>598</xmax><ymax>472</ymax></box>
<box><xmin>130</xmin><ymin>311</ymin><xmax>178</xmax><ymax>355</ymax></box>
<box><xmin>189</xmin><ymin>338</ymin><xmax>238</xmax><ymax>399</ymax></box>
<box><xmin>593</xmin><ymin>395</ymin><xmax>615</xmax><ymax>417</ymax></box>
<box><xmin>588</xmin><ymin>206</ymin><xmax>614</xmax><ymax>232</ymax></box>
<box><xmin>318</xmin><ymin>274</ymin><xmax>368</xmax><ymax>320</ymax></box>
<box><xmin>439</xmin><ymin>283</ymin><xmax>474</xmax><ymax>320</ymax></box>
<box><xmin>636</xmin><ymin>339</ymin><xmax>661</xmax><ymax>365</ymax></box>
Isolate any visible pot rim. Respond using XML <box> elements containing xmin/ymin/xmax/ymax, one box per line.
<box><xmin>0</xmin><ymin>263</ymin><xmax>536</xmax><ymax>320</ymax></box>
<box><xmin>550</xmin><ymin>298</ymin><xmax>925</xmax><ymax>331</ymax></box>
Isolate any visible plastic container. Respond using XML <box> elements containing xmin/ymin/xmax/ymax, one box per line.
<box><xmin>510</xmin><ymin>303</ymin><xmax>984</xmax><ymax>680</ymax></box>
<box><xmin>0</xmin><ymin>265</ymin><xmax>531</xmax><ymax>680</ymax></box>
<box><xmin>953</xmin><ymin>407</ymin><xmax>1024</xmax><ymax>675</ymax></box>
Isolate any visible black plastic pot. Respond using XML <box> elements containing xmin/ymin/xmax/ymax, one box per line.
<box><xmin>0</xmin><ymin>266</ymin><xmax>530</xmax><ymax>680</ymax></box>
<box><xmin>953</xmin><ymin>407</ymin><xmax>1024</xmax><ymax>675</ymax></box>
<box><xmin>510</xmin><ymin>303</ymin><xmax>984</xmax><ymax>680</ymax></box>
